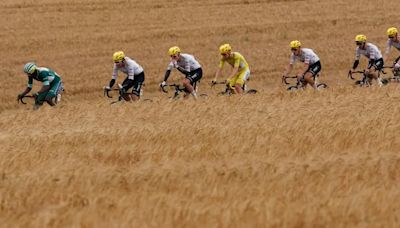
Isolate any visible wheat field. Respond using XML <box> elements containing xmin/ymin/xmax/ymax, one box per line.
<box><xmin>1</xmin><ymin>0</ymin><xmax>400</xmax><ymax>227</ymax></box>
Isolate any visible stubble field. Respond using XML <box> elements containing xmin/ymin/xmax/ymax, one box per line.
<box><xmin>1</xmin><ymin>0</ymin><xmax>400</xmax><ymax>227</ymax></box>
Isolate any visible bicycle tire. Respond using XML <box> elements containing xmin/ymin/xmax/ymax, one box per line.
<box><xmin>246</xmin><ymin>89</ymin><xmax>258</xmax><ymax>94</ymax></box>
<box><xmin>287</xmin><ymin>86</ymin><xmax>300</xmax><ymax>91</ymax></box>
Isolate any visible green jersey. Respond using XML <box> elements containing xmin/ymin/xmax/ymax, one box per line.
<box><xmin>28</xmin><ymin>67</ymin><xmax>61</xmax><ymax>88</ymax></box>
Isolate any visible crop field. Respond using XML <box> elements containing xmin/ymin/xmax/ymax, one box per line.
<box><xmin>1</xmin><ymin>0</ymin><xmax>400</xmax><ymax>227</ymax></box>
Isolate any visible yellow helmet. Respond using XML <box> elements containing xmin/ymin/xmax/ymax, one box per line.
<box><xmin>168</xmin><ymin>46</ymin><xmax>181</xmax><ymax>56</ymax></box>
<box><xmin>219</xmin><ymin>43</ymin><xmax>232</xmax><ymax>54</ymax></box>
<box><xmin>387</xmin><ymin>27</ymin><xmax>398</xmax><ymax>37</ymax></box>
<box><xmin>355</xmin><ymin>34</ymin><xmax>367</xmax><ymax>42</ymax></box>
<box><xmin>113</xmin><ymin>51</ymin><xmax>125</xmax><ymax>62</ymax></box>
<box><xmin>290</xmin><ymin>40</ymin><xmax>302</xmax><ymax>49</ymax></box>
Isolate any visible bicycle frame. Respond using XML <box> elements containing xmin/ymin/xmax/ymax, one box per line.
<box><xmin>160</xmin><ymin>83</ymin><xmax>188</xmax><ymax>99</ymax></box>
<box><xmin>283</xmin><ymin>75</ymin><xmax>327</xmax><ymax>90</ymax></box>
<box><xmin>210</xmin><ymin>81</ymin><xmax>257</xmax><ymax>95</ymax></box>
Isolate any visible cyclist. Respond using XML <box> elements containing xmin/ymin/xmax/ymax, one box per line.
<box><xmin>212</xmin><ymin>44</ymin><xmax>250</xmax><ymax>94</ymax></box>
<box><xmin>104</xmin><ymin>51</ymin><xmax>145</xmax><ymax>101</ymax></box>
<box><xmin>384</xmin><ymin>27</ymin><xmax>400</xmax><ymax>76</ymax></box>
<box><xmin>282</xmin><ymin>40</ymin><xmax>321</xmax><ymax>89</ymax></box>
<box><xmin>159</xmin><ymin>46</ymin><xmax>202</xmax><ymax>99</ymax></box>
<box><xmin>18</xmin><ymin>62</ymin><xmax>63</xmax><ymax>110</ymax></box>
<box><xmin>350</xmin><ymin>34</ymin><xmax>384</xmax><ymax>86</ymax></box>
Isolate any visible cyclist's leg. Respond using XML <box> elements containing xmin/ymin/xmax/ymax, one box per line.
<box><xmin>183</xmin><ymin>68</ymin><xmax>202</xmax><ymax>98</ymax></box>
<box><xmin>393</xmin><ymin>56</ymin><xmax>400</xmax><ymax>77</ymax></box>
<box><xmin>368</xmin><ymin>58</ymin><xmax>384</xmax><ymax>85</ymax></box>
<box><xmin>44</xmin><ymin>77</ymin><xmax>62</xmax><ymax>106</ymax></box>
<box><xmin>234</xmin><ymin>69</ymin><xmax>250</xmax><ymax>94</ymax></box>
<box><xmin>120</xmin><ymin>77</ymin><xmax>134</xmax><ymax>101</ymax></box>
<box><xmin>130</xmin><ymin>72</ymin><xmax>145</xmax><ymax>101</ymax></box>
<box><xmin>304</xmin><ymin>61</ymin><xmax>321</xmax><ymax>89</ymax></box>
<box><xmin>35</xmin><ymin>91</ymin><xmax>48</xmax><ymax>107</ymax></box>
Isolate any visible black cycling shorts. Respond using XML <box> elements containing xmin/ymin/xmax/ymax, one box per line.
<box><xmin>122</xmin><ymin>71</ymin><xmax>145</xmax><ymax>96</ymax></box>
<box><xmin>186</xmin><ymin>68</ymin><xmax>203</xmax><ymax>85</ymax></box>
<box><xmin>368</xmin><ymin>58</ymin><xmax>384</xmax><ymax>71</ymax></box>
<box><xmin>306</xmin><ymin>61</ymin><xmax>322</xmax><ymax>76</ymax></box>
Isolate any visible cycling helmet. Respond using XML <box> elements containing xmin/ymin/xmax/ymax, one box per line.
<box><xmin>113</xmin><ymin>51</ymin><xmax>125</xmax><ymax>62</ymax></box>
<box><xmin>219</xmin><ymin>43</ymin><xmax>232</xmax><ymax>54</ymax></box>
<box><xmin>23</xmin><ymin>62</ymin><xmax>37</xmax><ymax>74</ymax></box>
<box><xmin>387</xmin><ymin>27</ymin><xmax>398</xmax><ymax>37</ymax></box>
<box><xmin>355</xmin><ymin>34</ymin><xmax>367</xmax><ymax>42</ymax></box>
<box><xmin>290</xmin><ymin>40</ymin><xmax>302</xmax><ymax>49</ymax></box>
<box><xmin>168</xmin><ymin>46</ymin><xmax>181</xmax><ymax>55</ymax></box>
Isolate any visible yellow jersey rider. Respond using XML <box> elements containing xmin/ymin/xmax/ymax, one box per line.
<box><xmin>213</xmin><ymin>44</ymin><xmax>250</xmax><ymax>94</ymax></box>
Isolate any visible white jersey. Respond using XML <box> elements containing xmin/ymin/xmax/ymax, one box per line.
<box><xmin>355</xmin><ymin>43</ymin><xmax>383</xmax><ymax>60</ymax></box>
<box><xmin>385</xmin><ymin>37</ymin><xmax>400</xmax><ymax>55</ymax></box>
<box><xmin>289</xmin><ymin>48</ymin><xmax>320</xmax><ymax>65</ymax></box>
<box><xmin>167</xmin><ymin>53</ymin><xmax>201</xmax><ymax>72</ymax></box>
<box><xmin>112</xmin><ymin>57</ymin><xmax>144</xmax><ymax>80</ymax></box>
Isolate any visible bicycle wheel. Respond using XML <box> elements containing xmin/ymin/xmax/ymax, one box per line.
<box><xmin>246</xmin><ymin>89</ymin><xmax>258</xmax><ymax>94</ymax></box>
<box><xmin>287</xmin><ymin>85</ymin><xmax>300</xmax><ymax>91</ymax></box>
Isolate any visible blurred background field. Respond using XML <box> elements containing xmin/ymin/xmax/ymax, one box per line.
<box><xmin>1</xmin><ymin>0</ymin><xmax>400</xmax><ymax>227</ymax></box>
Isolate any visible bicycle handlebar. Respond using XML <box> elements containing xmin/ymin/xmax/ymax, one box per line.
<box><xmin>282</xmin><ymin>76</ymin><xmax>298</xmax><ymax>85</ymax></box>
<box><xmin>210</xmin><ymin>81</ymin><xmax>226</xmax><ymax>88</ymax></box>
<box><xmin>103</xmin><ymin>88</ymin><xmax>120</xmax><ymax>98</ymax></box>
<box><xmin>348</xmin><ymin>70</ymin><xmax>365</xmax><ymax>80</ymax></box>
<box><xmin>160</xmin><ymin>84</ymin><xmax>186</xmax><ymax>93</ymax></box>
<box><xmin>18</xmin><ymin>95</ymin><xmax>34</xmax><ymax>105</ymax></box>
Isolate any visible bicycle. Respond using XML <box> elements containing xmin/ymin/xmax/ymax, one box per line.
<box><xmin>380</xmin><ymin>66</ymin><xmax>400</xmax><ymax>83</ymax></box>
<box><xmin>103</xmin><ymin>84</ymin><xmax>152</xmax><ymax>104</ymax></box>
<box><xmin>282</xmin><ymin>75</ymin><xmax>328</xmax><ymax>91</ymax></box>
<box><xmin>18</xmin><ymin>85</ymin><xmax>64</xmax><ymax>105</ymax></box>
<box><xmin>17</xmin><ymin>95</ymin><xmax>35</xmax><ymax>104</ymax></box>
<box><xmin>210</xmin><ymin>81</ymin><xmax>258</xmax><ymax>96</ymax></box>
<box><xmin>347</xmin><ymin>70</ymin><xmax>389</xmax><ymax>87</ymax></box>
<box><xmin>160</xmin><ymin>82</ymin><xmax>207</xmax><ymax>100</ymax></box>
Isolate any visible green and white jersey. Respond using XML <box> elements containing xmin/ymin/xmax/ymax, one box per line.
<box><xmin>28</xmin><ymin>67</ymin><xmax>61</xmax><ymax>88</ymax></box>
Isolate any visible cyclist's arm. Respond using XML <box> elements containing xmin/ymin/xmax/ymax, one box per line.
<box><xmin>283</xmin><ymin>63</ymin><xmax>293</xmax><ymax>76</ymax></box>
<box><xmin>214</xmin><ymin>60</ymin><xmax>225</xmax><ymax>81</ymax></box>
<box><xmin>20</xmin><ymin>87</ymin><xmax>32</xmax><ymax>96</ymax></box>
<box><xmin>214</xmin><ymin>68</ymin><xmax>222</xmax><ymax>82</ymax></box>
<box><xmin>177</xmin><ymin>67</ymin><xmax>189</xmax><ymax>75</ymax></box>
<box><xmin>109</xmin><ymin>64</ymin><xmax>118</xmax><ymax>88</ymax></box>
<box><xmin>352</xmin><ymin>49</ymin><xmax>361</xmax><ymax>71</ymax></box>
<box><xmin>284</xmin><ymin>54</ymin><xmax>295</xmax><ymax>76</ymax></box>
<box><xmin>21</xmin><ymin>76</ymin><xmax>33</xmax><ymax>95</ymax></box>
<box><xmin>163</xmin><ymin>62</ymin><xmax>175</xmax><ymax>82</ymax></box>
<box><xmin>301</xmin><ymin>63</ymin><xmax>310</xmax><ymax>75</ymax></box>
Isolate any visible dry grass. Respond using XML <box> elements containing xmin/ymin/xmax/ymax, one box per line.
<box><xmin>1</xmin><ymin>0</ymin><xmax>400</xmax><ymax>227</ymax></box>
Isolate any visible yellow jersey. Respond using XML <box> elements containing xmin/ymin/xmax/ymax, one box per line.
<box><xmin>219</xmin><ymin>52</ymin><xmax>249</xmax><ymax>71</ymax></box>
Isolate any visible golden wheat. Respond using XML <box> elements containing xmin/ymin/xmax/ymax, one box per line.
<box><xmin>1</xmin><ymin>0</ymin><xmax>400</xmax><ymax>227</ymax></box>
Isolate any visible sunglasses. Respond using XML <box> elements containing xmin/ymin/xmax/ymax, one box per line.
<box><xmin>388</xmin><ymin>36</ymin><xmax>395</xmax><ymax>39</ymax></box>
<box><xmin>221</xmin><ymin>53</ymin><xmax>229</xmax><ymax>56</ymax></box>
<box><xmin>355</xmin><ymin>41</ymin><xmax>363</xmax><ymax>46</ymax></box>
<box><xmin>170</xmin><ymin>55</ymin><xmax>178</xmax><ymax>58</ymax></box>
<box><xmin>291</xmin><ymin>48</ymin><xmax>298</xmax><ymax>51</ymax></box>
<box><xmin>114</xmin><ymin>61</ymin><xmax>123</xmax><ymax>64</ymax></box>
